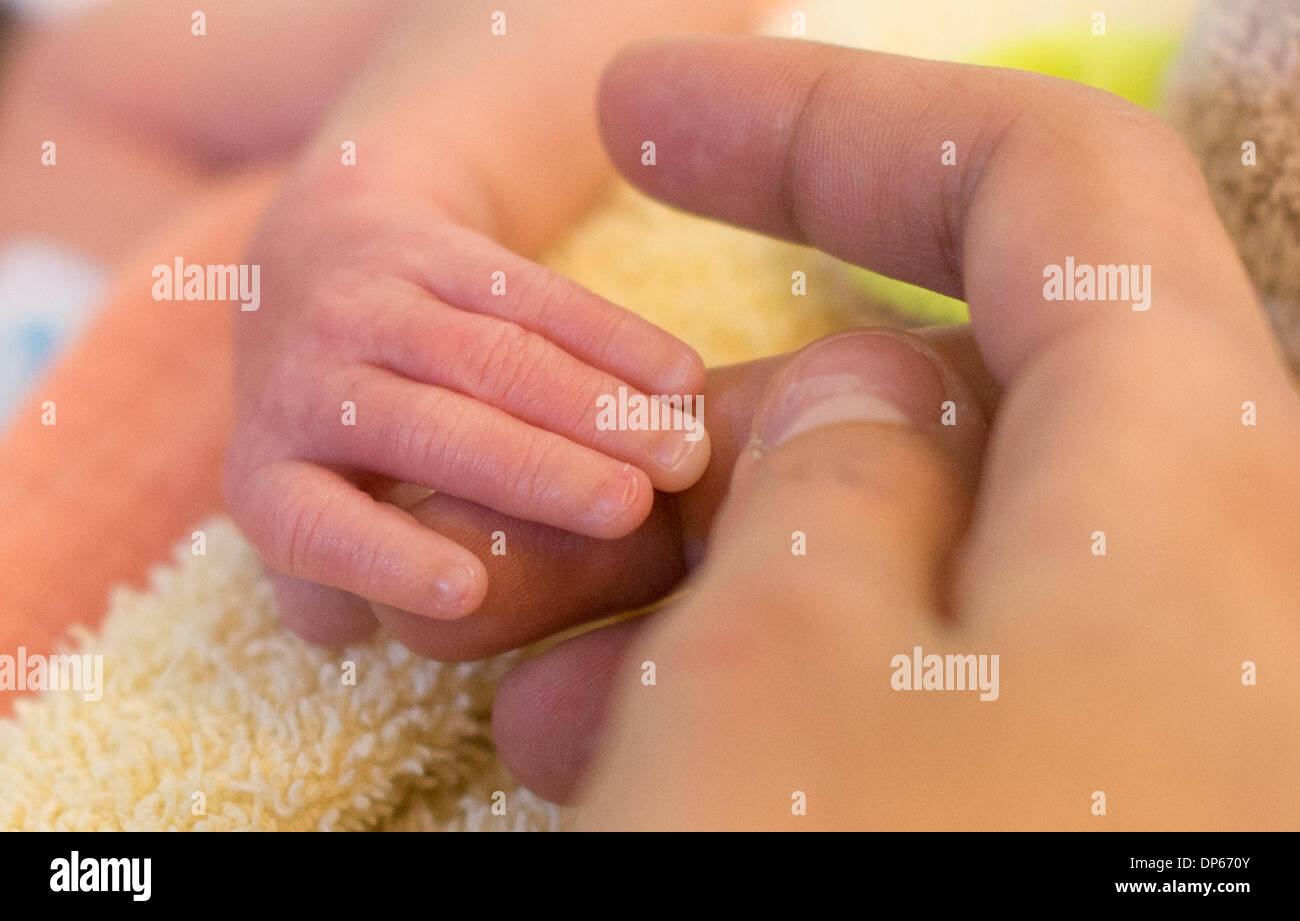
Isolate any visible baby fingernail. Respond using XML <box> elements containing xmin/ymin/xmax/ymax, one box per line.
<box><xmin>656</xmin><ymin>424</ymin><xmax>702</xmax><ymax>471</ymax></box>
<box><xmin>434</xmin><ymin>563</ymin><xmax>477</xmax><ymax>613</ymax></box>
<box><xmin>590</xmin><ymin>463</ymin><xmax>639</xmax><ymax>521</ymax></box>
<box><xmin>758</xmin><ymin>331</ymin><xmax>947</xmax><ymax>449</ymax></box>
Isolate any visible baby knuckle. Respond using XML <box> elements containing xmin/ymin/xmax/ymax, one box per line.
<box><xmin>307</xmin><ymin>282</ymin><xmax>366</xmax><ymax>346</ymax></box>
<box><xmin>583</xmin><ymin>303</ymin><xmax>637</xmax><ymax>364</ymax></box>
<box><xmin>268</xmin><ymin>483</ymin><xmax>336</xmax><ymax>578</ymax></box>
<box><xmin>222</xmin><ymin>434</ymin><xmax>292</xmax><ymax>526</ymax></box>
<box><xmin>518</xmin><ymin>263</ymin><xmax>574</xmax><ymax>322</ymax></box>
<box><xmin>391</xmin><ymin>390</ymin><xmax>455</xmax><ymax>471</ymax></box>
<box><xmin>503</xmin><ymin>435</ymin><xmax>559</xmax><ymax>507</ymax></box>
<box><xmin>461</xmin><ymin>322</ymin><xmax>523</xmax><ymax>394</ymax></box>
<box><xmin>1041</xmin><ymin>92</ymin><xmax>1203</xmax><ymax>196</ymax></box>
<box><xmin>1110</xmin><ymin>111</ymin><xmax>1204</xmax><ymax>187</ymax></box>
<box><xmin>465</xmin><ymin>322</ymin><xmax>547</xmax><ymax>405</ymax></box>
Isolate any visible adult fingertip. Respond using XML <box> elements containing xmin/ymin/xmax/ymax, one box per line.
<box><xmin>492</xmin><ymin>657</ymin><xmax>592</xmax><ymax>804</ymax></box>
<box><xmin>698</xmin><ymin>328</ymin><xmax>988</xmax><ymax>624</ymax></box>
<box><xmin>595</xmin><ymin>37</ymin><xmax>701</xmax><ymax>192</ymax></box>
<box><xmin>762</xmin><ymin>331</ymin><xmax>936</xmax><ymax>439</ymax></box>
<box><xmin>749</xmin><ymin>328</ymin><xmax>986</xmax><ymax>467</ymax></box>
<box><xmin>270</xmin><ymin>573</ymin><xmax>380</xmax><ymax>647</ymax></box>
<box><xmin>493</xmin><ymin>618</ymin><xmax>646</xmax><ymax>803</ymax></box>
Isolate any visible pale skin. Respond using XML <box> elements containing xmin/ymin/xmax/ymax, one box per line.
<box><xmin>0</xmin><ymin>0</ymin><xmax>420</xmax><ymax>259</ymax></box>
<box><xmin>220</xmin><ymin>0</ymin><xmax>767</xmax><ymax>635</ymax></box>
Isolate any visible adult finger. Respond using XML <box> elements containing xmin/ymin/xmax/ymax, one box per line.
<box><xmin>597</xmin><ymin>36</ymin><xmax>1276</xmax><ymax>383</ymax></box>
<box><xmin>268</xmin><ymin>571</ymin><xmax>379</xmax><ymax>647</ymax></box>
<box><xmin>492</xmin><ymin>617</ymin><xmax>648</xmax><ymax>803</ymax></box>
<box><xmin>496</xmin><ymin>328</ymin><xmax>990</xmax><ymax>803</ymax></box>
<box><xmin>576</xmin><ymin>328</ymin><xmax>990</xmax><ymax>827</ymax></box>
<box><xmin>598</xmin><ymin>36</ymin><xmax>1300</xmax><ymax>627</ymax></box>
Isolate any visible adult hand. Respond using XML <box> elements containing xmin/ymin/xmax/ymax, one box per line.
<box><xmin>494</xmin><ymin>37</ymin><xmax>1300</xmax><ymax>829</ymax></box>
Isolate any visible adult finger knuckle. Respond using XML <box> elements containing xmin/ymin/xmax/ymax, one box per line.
<box><xmin>1045</xmin><ymin>85</ymin><xmax>1205</xmax><ymax>193</ymax></box>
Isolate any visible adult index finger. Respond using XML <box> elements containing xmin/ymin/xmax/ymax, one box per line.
<box><xmin>597</xmin><ymin>36</ymin><xmax>1276</xmax><ymax>383</ymax></box>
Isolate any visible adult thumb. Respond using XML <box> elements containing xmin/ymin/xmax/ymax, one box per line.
<box><xmin>702</xmin><ymin>328</ymin><xmax>988</xmax><ymax>621</ymax></box>
<box><xmin>577</xmin><ymin>327</ymin><xmax>994</xmax><ymax>829</ymax></box>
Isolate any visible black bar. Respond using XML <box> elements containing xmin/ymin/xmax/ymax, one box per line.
<box><xmin>0</xmin><ymin>831</ymin><xmax>1286</xmax><ymax>907</ymax></box>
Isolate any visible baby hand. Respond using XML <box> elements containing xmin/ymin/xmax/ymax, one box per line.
<box><xmin>223</xmin><ymin>185</ymin><xmax>709</xmax><ymax>621</ymax></box>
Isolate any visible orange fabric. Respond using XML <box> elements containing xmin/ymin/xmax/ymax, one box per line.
<box><xmin>0</xmin><ymin>168</ymin><xmax>281</xmax><ymax>712</ymax></box>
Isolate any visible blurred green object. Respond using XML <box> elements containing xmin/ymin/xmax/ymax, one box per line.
<box><xmin>849</xmin><ymin>26</ymin><xmax>1182</xmax><ymax>325</ymax></box>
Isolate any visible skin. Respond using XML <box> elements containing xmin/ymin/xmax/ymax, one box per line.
<box><xmin>482</xmin><ymin>38</ymin><xmax>1300</xmax><ymax>829</ymax></box>
<box><xmin>221</xmin><ymin>0</ymin><xmax>764</xmax><ymax>632</ymax></box>
<box><xmin>0</xmin><ymin>0</ymin><xmax>414</xmax><ymax>259</ymax></box>
<box><xmin>0</xmin><ymin>0</ymin><xmax>763</xmax><ymax>708</ymax></box>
